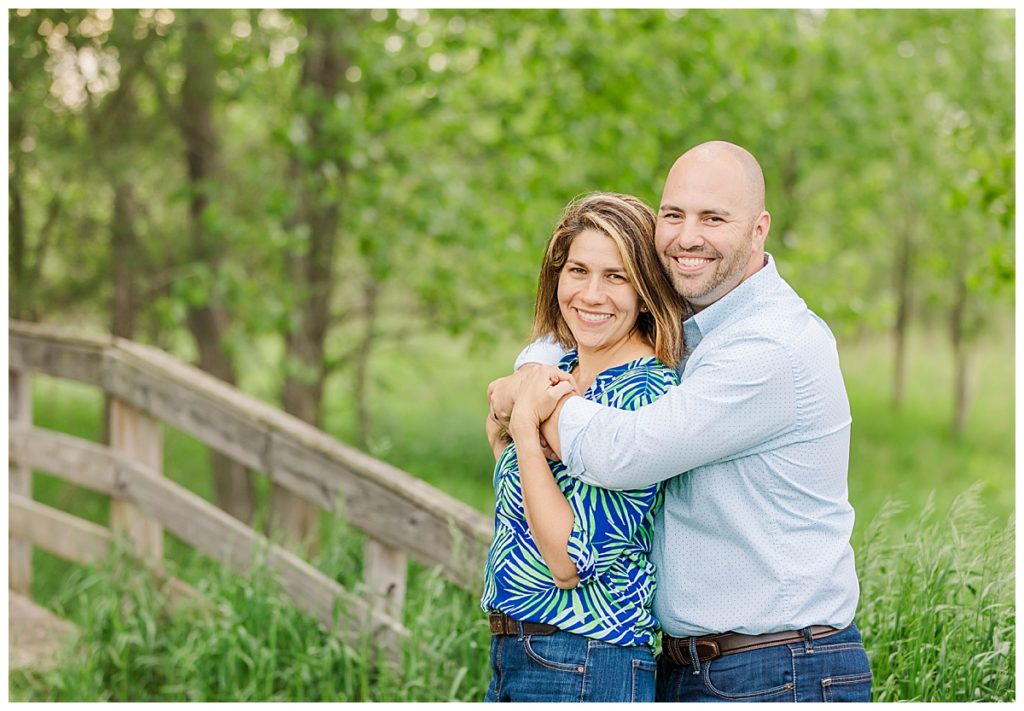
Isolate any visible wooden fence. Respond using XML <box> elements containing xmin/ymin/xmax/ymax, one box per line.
<box><xmin>8</xmin><ymin>320</ymin><xmax>493</xmax><ymax>650</ymax></box>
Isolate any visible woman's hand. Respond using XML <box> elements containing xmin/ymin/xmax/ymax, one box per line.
<box><xmin>508</xmin><ymin>369</ymin><xmax>578</xmax><ymax>439</ymax></box>
<box><xmin>487</xmin><ymin>364</ymin><xmax>576</xmax><ymax>430</ymax></box>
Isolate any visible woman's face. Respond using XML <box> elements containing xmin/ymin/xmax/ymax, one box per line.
<box><xmin>557</xmin><ymin>228</ymin><xmax>641</xmax><ymax>355</ymax></box>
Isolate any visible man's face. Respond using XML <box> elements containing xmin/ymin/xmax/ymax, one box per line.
<box><xmin>654</xmin><ymin>153</ymin><xmax>767</xmax><ymax>311</ymax></box>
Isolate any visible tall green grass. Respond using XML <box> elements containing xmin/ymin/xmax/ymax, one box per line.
<box><xmin>10</xmin><ymin>484</ymin><xmax>1014</xmax><ymax>702</ymax></box>
<box><xmin>11</xmin><ymin>523</ymin><xmax>491</xmax><ymax>702</ymax></box>
<box><xmin>856</xmin><ymin>486</ymin><xmax>1015</xmax><ymax>701</ymax></box>
<box><xmin>13</xmin><ymin>326</ymin><xmax>1014</xmax><ymax>701</ymax></box>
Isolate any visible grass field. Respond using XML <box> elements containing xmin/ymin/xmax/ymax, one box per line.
<box><xmin>11</xmin><ymin>325</ymin><xmax>1015</xmax><ymax>701</ymax></box>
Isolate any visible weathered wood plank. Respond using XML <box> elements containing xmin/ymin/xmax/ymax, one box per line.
<box><xmin>364</xmin><ymin>538</ymin><xmax>408</xmax><ymax>623</ymax></box>
<box><xmin>9</xmin><ymin>592</ymin><xmax>79</xmax><ymax>673</ymax></box>
<box><xmin>8</xmin><ymin>493</ymin><xmax>206</xmax><ymax>615</ymax></box>
<box><xmin>9</xmin><ymin>369</ymin><xmax>33</xmax><ymax>594</ymax></box>
<box><xmin>110</xmin><ymin>340</ymin><xmax>491</xmax><ymax>591</ymax></box>
<box><xmin>103</xmin><ymin>348</ymin><xmax>269</xmax><ymax>471</ymax></box>
<box><xmin>109</xmin><ymin>398</ymin><xmax>164</xmax><ymax>561</ymax></box>
<box><xmin>9</xmin><ymin>324</ymin><xmax>106</xmax><ymax>387</ymax></box>
<box><xmin>115</xmin><ymin>457</ymin><xmax>408</xmax><ymax>639</ymax></box>
<box><xmin>12</xmin><ymin>324</ymin><xmax>493</xmax><ymax>594</ymax></box>
<box><xmin>267</xmin><ymin>433</ymin><xmax>490</xmax><ymax>591</ymax></box>
<box><xmin>9</xmin><ymin>494</ymin><xmax>111</xmax><ymax>565</ymax></box>
<box><xmin>9</xmin><ymin>423</ymin><xmax>118</xmax><ymax>495</ymax></box>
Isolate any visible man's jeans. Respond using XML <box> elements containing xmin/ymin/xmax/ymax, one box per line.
<box><xmin>485</xmin><ymin>625</ymin><xmax>656</xmax><ymax>702</ymax></box>
<box><xmin>656</xmin><ymin>622</ymin><xmax>872</xmax><ymax>702</ymax></box>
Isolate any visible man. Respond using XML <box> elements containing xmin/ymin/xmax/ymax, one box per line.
<box><xmin>488</xmin><ymin>141</ymin><xmax>872</xmax><ymax>702</ymax></box>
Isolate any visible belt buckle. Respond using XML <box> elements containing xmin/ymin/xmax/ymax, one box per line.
<box><xmin>696</xmin><ymin>640</ymin><xmax>721</xmax><ymax>663</ymax></box>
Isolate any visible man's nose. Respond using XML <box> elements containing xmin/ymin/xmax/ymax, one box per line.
<box><xmin>674</xmin><ymin>218</ymin><xmax>704</xmax><ymax>249</ymax></box>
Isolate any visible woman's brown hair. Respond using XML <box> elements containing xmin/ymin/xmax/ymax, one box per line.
<box><xmin>529</xmin><ymin>192</ymin><xmax>685</xmax><ymax>368</ymax></box>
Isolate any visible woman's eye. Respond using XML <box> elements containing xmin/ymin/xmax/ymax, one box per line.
<box><xmin>608</xmin><ymin>273</ymin><xmax>626</xmax><ymax>282</ymax></box>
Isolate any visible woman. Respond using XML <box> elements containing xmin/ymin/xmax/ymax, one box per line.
<box><xmin>480</xmin><ymin>192</ymin><xmax>685</xmax><ymax>702</ymax></box>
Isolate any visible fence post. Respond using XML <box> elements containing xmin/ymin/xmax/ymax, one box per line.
<box><xmin>364</xmin><ymin>537</ymin><xmax>407</xmax><ymax>624</ymax></box>
<box><xmin>9</xmin><ymin>369</ymin><xmax>32</xmax><ymax>594</ymax></box>
<box><xmin>109</xmin><ymin>397</ymin><xmax>164</xmax><ymax>560</ymax></box>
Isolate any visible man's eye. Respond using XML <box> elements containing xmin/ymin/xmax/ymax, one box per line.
<box><xmin>706</xmin><ymin>216</ymin><xmax>724</xmax><ymax>224</ymax></box>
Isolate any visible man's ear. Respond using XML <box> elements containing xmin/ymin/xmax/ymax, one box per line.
<box><xmin>751</xmin><ymin>211</ymin><xmax>771</xmax><ymax>249</ymax></box>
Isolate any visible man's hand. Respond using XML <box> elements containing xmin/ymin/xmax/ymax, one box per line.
<box><xmin>487</xmin><ymin>364</ymin><xmax>575</xmax><ymax>430</ymax></box>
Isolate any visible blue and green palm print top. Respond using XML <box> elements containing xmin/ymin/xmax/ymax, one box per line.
<box><xmin>480</xmin><ymin>350</ymin><xmax>679</xmax><ymax>648</ymax></box>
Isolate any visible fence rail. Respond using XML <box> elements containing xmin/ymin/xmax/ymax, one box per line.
<box><xmin>8</xmin><ymin>320</ymin><xmax>493</xmax><ymax>652</ymax></box>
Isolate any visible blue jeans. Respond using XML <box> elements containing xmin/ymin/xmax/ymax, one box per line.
<box><xmin>485</xmin><ymin>623</ymin><xmax>656</xmax><ymax>702</ymax></box>
<box><xmin>656</xmin><ymin>623</ymin><xmax>872</xmax><ymax>702</ymax></box>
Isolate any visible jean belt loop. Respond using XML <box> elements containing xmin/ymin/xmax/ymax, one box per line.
<box><xmin>802</xmin><ymin>626</ymin><xmax>814</xmax><ymax>654</ymax></box>
<box><xmin>517</xmin><ymin>619</ymin><xmax>525</xmax><ymax>640</ymax></box>
<box><xmin>688</xmin><ymin>636</ymin><xmax>701</xmax><ymax>676</ymax></box>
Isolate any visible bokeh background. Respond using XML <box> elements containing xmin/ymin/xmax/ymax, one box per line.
<box><xmin>8</xmin><ymin>8</ymin><xmax>1014</xmax><ymax>701</ymax></box>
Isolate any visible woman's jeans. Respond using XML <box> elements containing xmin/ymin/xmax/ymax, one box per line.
<box><xmin>655</xmin><ymin>622</ymin><xmax>872</xmax><ymax>702</ymax></box>
<box><xmin>484</xmin><ymin>623</ymin><xmax>656</xmax><ymax>702</ymax></box>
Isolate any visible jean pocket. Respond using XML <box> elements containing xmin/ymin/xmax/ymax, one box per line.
<box><xmin>523</xmin><ymin>635</ymin><xmax>587</xmax><ymax>673</ymax></box>
<box><xmin>702</xmin><ymin>647</ymin><xmax>795</xmax><ymax>701</ymax></box>
<box><xmin>630</xmin><ymin>658</ymin><xmax>657</xmax><ymax>702</ymax></box>
<box><xmin>822</xmin><ymin>672</ymin><xmax>873</xmax><ymax>702</ymax></box>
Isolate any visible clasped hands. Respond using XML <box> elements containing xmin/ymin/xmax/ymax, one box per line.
<box><xmin>487</xmin><ymin>365</ymin><xmax>579</xmax><ymax>460</ymax></box>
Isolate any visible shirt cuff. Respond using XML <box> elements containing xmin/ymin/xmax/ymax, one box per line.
<box><xmin>565</xmin><ymin>525</ymin><xmax>597</xmax><ymax>586</ymax></box>
<box><xmin>558</xmin><ymin>396</ymin><xmax>604</xmax><ymax>479</ymax></box>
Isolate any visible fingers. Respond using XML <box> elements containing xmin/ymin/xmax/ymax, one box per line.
<box><xmin>548</xmin><ymin>380</ymin><xmax>576</xmax><ymax>401</ymax></box>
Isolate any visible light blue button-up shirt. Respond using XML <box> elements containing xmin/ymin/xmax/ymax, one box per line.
<box><xmin>515</xmin><ymin>254</ymin><xmax>859</xmax><ymax>637</ymax></box>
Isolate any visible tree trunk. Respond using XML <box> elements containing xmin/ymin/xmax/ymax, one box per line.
<box><xmin>179</xmin><ymin>12</ymin><xmax>255</xmax><ymax>523</ymax></box>
<box><xmin>891</xmin><ymin>222</ymin><xmax>913</xmax><ymax>409</ymax></box>
<box><xmin>9</xmin><ymin>60</ymin><xmax>30</xmax><ymax>322</ymax></box>
<box><xmin>772</xmin><ymin>147</ymin><xmax>800</xmax><ymax>252</ymax></box>
<box><xmin>269</xmin><ymin>16</ymin><xmax>349</xmax><ymax>550</ymax></box>
<box><xmin>9</xmin><ymin>159</ymin><xmax>28</xmax><ymax>319</ymax></box>
<box><xmin>950</xmin><ymin>270</ymin><xmax>970</xmax><ymax>438</ymax></box>
<box><xmin>353</xmin><ymin>280</ymin><xmax>380</xmax><ymax>449</ymax></box>
<box><xmin>104</xmin><ymin>180</ymin><xmax>140</xmax><ymax>444</ymax></box>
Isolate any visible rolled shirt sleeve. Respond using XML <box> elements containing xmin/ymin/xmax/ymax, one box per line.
<box><xmin>560</xmin><ymin>336</ymin><xmax>798</xmax><ymax>490</ymax></box>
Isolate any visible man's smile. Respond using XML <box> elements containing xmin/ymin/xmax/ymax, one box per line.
<box><xmin>671</xmin><ymin>255</ymin><xmax>716</xmax><ymax>272</ymax></box>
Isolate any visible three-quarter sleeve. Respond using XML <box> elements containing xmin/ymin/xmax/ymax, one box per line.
<box><xmin>560</xmin><ymin>367</ymin><xmax>674</xmax><ymax>586</ymax></box>
<box><xmin>565</xmin><ymin>482</ymin><xmax>662</xmax><ymax>586</ymax></box>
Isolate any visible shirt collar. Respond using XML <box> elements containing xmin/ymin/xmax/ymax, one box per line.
<box><xmin>686</xmin><ymin>253</ymin><xmax>779</xmax><ymax>337</ymax></box>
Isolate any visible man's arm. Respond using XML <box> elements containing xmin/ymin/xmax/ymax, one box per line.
<box><xmin>553</xmin><ymin>338</ymin><xmax>799</xmax><ymax>490</ymax></box>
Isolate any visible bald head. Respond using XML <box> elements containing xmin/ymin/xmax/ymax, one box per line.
<box><xmin>655</xmin><ymin>141</ymin><xmax>772</xmax><ymax>310</ymax></box>
<box><xmin>672</xmin><ymin>141</ymin><xmax>766</xmax><ymax>216</ymax></box>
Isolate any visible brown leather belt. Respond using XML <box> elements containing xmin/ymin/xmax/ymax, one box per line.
<box><xmin>489</xmin><ymin>611</ymin><xmax>559</xmax><ymax>637</ymax></box>
<box><xmin>662</xmin><ymin>625</ymin><xmax>847</xmax><ymax>667</ymax></box>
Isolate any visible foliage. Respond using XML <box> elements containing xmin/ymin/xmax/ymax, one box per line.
<box><xmin>10</xmin><ymin>484</ymin><xmax>1013</xmax><ymax>702</ymax></box>
<box><xmin>8</xmin><ymin>9</ymin><xmax>1014</xmax><ymax>421</ymax></box>
<box><xmin>9</xmin><ymin>8</ymin><xmax>1015</xmax><ymax>701</ymax></box>
<box><xmin>855</xmin><ymin>487</ymin><xmax>1015</xmax><ymax>702</ymax></box>
<box><xmin>12</xmin><ymin>532</ymin><xmax>490</xmax><ymax>702</ymax></box>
